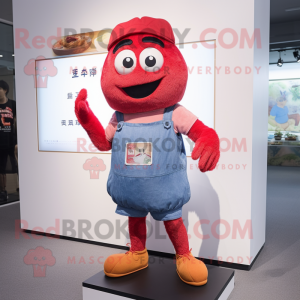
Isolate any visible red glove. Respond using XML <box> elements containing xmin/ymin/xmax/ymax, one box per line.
<box><xmin>75</xmin><ymin>89</ymin><xmax>112</xmax><ymax>151</ymax></box>
<box><xmin>187</xmin><ymin>119</ymin><xmax>220</xmax><ymax>172</ymax></box>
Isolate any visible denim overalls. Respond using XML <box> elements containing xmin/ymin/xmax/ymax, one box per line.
<box><xmin>107</xmin><ymin>105</ymin><xmax>191</xmax><ymax>221</ymax></box>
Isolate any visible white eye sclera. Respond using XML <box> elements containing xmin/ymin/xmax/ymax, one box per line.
<box><xmin>139</xmin><ymin>47</ymin><xmax>164</xmax><ymax>72</ymax></box>
<box><xmin>114</xmin><ymin>49</ymin><xmax>136</xmax><ymax>75</ymax></box>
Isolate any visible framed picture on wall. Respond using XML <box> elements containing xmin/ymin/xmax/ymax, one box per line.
<box><xmin>268</xmin><ymin>78</ymin><xmax>300</xmax><ymax>132</ymax></box>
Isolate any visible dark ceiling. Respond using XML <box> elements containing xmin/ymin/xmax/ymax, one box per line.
<box><xmin>270</xmin><ymin>0</ymin><xmax>300</xmax><ymax>50</ymax></box>
<box><xmin>270</xmin><ymin>0</ymin><xmax>300</xmax><ymax>23</ymax></box>
<box><xmin>0</xmin><ymin>0</ymin><xmax>13</xmax><ymax>22</ymax></box>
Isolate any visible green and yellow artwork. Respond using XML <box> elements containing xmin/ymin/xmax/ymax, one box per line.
<box><xmin>268</xmin><ymin>146</ymin><xmax>300</xmax><ymax>166</ymax></box>
<box><xmin>268</xmin><ymin>79</ymin><xmax>300</xmax><ymax>132</ymax></box>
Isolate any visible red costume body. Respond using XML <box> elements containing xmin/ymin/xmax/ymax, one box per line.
<box><xmin>75</xmin><ymin>17</ymin><xmax>220</xmax><ymax>286</ymax></box>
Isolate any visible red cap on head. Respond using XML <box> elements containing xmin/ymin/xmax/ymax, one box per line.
<box><xmin>108</xmin><ymin>16</ymin><xmax>175</xmax><ymax>51</ymax></box>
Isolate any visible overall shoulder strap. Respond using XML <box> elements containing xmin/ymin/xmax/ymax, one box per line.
<box><xmin>163</xmin><ymin>105</ymin><xmax>176</xmax><ymax>120</ymax></box>
<box><xmin>115</xmin><ymin>111</ymin><xmax>124</xmax><ymax>122</ymax></box>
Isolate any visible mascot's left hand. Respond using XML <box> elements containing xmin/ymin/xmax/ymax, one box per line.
<box><xmin>188</xmin><ymin>119</ymin><xmax>220</xmax><ymax>172</ymax></box>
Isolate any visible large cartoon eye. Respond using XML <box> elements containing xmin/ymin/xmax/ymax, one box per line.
<box><xmin>114</xmin><ymin>50</ymin><xmax>136</xmax><ymax>75</ymax></box>
<box><xmin>139</xmin><ymin>48</ymin><xmax>164</xmax><ymax>72</ymax></box>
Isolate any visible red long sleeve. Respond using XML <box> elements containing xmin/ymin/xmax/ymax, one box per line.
<box><xmin>75</xmin><ymin>89</ymin><xmax>112</xmax><ymax>151</ymax></box>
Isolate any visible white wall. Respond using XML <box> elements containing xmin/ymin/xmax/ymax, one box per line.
<box><xmin>250</xmin><ymin>0</ymin><xmax>269</xmax><ymax>260</ymax></box>
<box><xmin>13</xmin><ymin>0</ymin><xmax>269</xmax><ymax>266</ymax></box>
<box><xmin>269</xmin><ymin>63</ymin><xmax>300</xmax><ymax>80</ymax></box>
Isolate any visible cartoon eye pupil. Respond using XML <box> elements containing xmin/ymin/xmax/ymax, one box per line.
<box><xmin>42</xmin><ymin>257</ymin><xmax>46</xmax><ymax>260</ymax></box>
<box><xmin>123</xmin><ymin>57</ymin><xmax>134</xmax><ymax>68</ymax></box>
<box><xmin>145</xmin><ymin>56</ymin><xmax>156</xmax><ymax>67</ymax></box>
<box><xmin>35</xmin><ymin>67</ymin><xmax>38</xmax><ymax>70</ymax></box>
<box><xmin>43</xmin><ymin>67</ymin><xmax>47</xmax><ymax>70</ymax></box>
<box><xmin>34</xmin><ymin>257</ymin><xmax>37</xmax><ymax>260</ymax></box>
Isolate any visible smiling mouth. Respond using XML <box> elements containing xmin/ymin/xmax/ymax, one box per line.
<box><xmin>122</xmin><ymin>78</ymin><xmax>162</xmax><ymax>99</ymax></box>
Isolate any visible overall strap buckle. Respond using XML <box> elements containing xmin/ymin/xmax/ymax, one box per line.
<box><xmin>115</xmin><ymin>111</ymin><xmax>124</xmax><ymax>131</ymax></box>
<box><xmin>117</xmin><ymin>121</ymin><xmax>124</xmax><ymax>131</ymax></box>
<box><xmin>163</xmin><ymin>120</ymin><xmax>171</xmax><ymax>129</ymax></box>
<box><xmin>163</xmin><ymin>105</ymin><xmax>175</xmax><ymax>129</ymax></box>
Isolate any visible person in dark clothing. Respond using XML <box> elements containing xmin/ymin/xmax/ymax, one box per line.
<box><xmin>0</xmin><ymin>80</ymin><xmax>17</xmax><ymax>202</ymax></box>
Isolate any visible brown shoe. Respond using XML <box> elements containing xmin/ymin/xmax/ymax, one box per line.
<box><xmin>104</xmin><ymin>248</ymin><xmax>148</xmax><ymax>277</ymax></box>
<box><xmin>176</xmin><ymin>251</ymin><xmax>208</xmax><ymax>286</ymax></box>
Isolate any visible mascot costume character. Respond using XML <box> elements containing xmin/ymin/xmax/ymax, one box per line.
<box><xmin>75</xmin><ymin>17</ymin><xmax>220</xmax><ymax>286</ymax></box>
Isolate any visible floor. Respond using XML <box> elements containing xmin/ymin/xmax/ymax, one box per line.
<box><xmin>0</xmin><ymin>192</ymin><xmax>19</xmax><ymax>205</ymax></box>
<box><xmin>0</xmin><ymin>166</ymin><xmax>299</xmax><ymax>300</ymax></box>
<box><xmin>228</xmin><ymin>166</ymin><xmax>300</xmax><ymax>300</ymax></box>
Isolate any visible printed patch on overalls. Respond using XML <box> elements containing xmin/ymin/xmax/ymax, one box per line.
<box><xmin>125</xmin><ymin>142</ymin><xmax>152</xmax><ymax>165</ymax></box>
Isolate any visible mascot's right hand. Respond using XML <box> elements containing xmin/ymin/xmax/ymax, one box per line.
<box><xmin>75</xmin><ymin>88</ymin><xmax>91</xmax><ymax>125</ymax></box>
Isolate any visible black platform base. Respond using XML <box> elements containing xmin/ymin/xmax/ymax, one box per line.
<box><xmin>82</xmin><ymin>256</ymin><xmax>234</xmax><ymax>300</ymax></box>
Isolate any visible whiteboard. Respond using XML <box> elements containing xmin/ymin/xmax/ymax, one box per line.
<box><xmin>36</xmin><ymin>41</ymin><xmax>215</xmax><ymax>155</ymax></box>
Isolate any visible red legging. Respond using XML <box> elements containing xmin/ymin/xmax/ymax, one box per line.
<box><xmin>128</xmin><ymin>216</ymin><xmax>189</xmax><ymax>255</ymax></box>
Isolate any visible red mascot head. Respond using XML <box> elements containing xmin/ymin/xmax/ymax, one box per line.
<box><xmin>101</xmin><ymin>17</ymin><xmax>188</xmax><ymax>114</ymax></box>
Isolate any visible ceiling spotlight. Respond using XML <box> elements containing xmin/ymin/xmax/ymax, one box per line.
<box><xmin>12</xmin><ymin>54</ymin><xmax>15</xmax><ymax>57</ymax></box>
<box><xmin>0</xmin><ymin>55</ymin><xmax>3</xmax><ymax>58</ymax></box>
<box><xmin>277</xmin><ymin>52</ymin><xmax>283</xmax><ymax>67</ymax></box>
<box><xmin>293</xmin><ymin>50</ymin><xmax>300</xmax><ymax>63</ymax></box>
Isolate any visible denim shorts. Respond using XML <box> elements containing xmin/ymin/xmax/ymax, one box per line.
<box><xmin>115</xmin><ymin>205</ymin><xmax>182</xmax><ymax>221</ymax></box>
